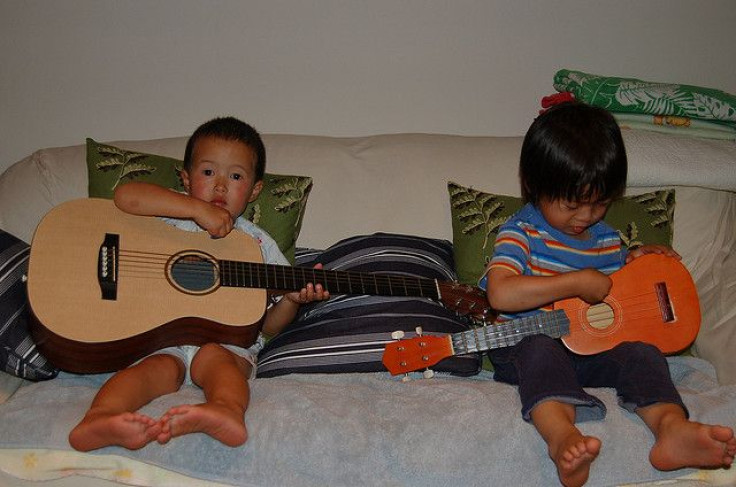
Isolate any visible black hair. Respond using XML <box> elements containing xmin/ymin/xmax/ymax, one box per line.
<box><xmin>183</xmin><ymin>116</ymin><xmax>266</xmax><ymax>181</ymax></box>
<box><xmin>519</xmin><ymin>102</ymin><xmax>627</xmax><ymax>206</ymax></box>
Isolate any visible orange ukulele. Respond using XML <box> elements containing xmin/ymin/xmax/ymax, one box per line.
<box><xmin>28</xmin><ymin>198</ymin><xmax>492</xmax><ymax>374</ymax></box>
<box><xmin>383</xmin><ymin>254</ymin><xmax>700</xmax><ymax>376</ymax></box>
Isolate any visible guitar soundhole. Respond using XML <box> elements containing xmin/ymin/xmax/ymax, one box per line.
<box><xmin>167</xmin><ymin>251</ymin><xmax>219</xmax><ymax>295</ymax></box>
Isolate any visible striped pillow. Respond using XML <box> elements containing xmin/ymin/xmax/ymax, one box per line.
<box><xmin>0</xmin><ymin>230</ymin><xmax>58</xmax><ymax>380</ymax></box>
<box><xmin>257</xmin><ymin>233</ymin><xmax>482</xmax><ymax>378</ymax></box>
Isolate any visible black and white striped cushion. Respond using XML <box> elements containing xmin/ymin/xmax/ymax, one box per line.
<box><xmin>257</xmin><ymin>233</ymin><xmax>481</xmax><ymax>377</ymax></box>
<box><xmin>0</xmin><ymin>230</ymin><xmax>58</xmax><ymax>380</ymax></box>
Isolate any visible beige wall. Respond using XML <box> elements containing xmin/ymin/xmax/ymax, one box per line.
<box><xmin>1</xmin><ymin>0</ymin><xmax>735</xmax><ymax>174</ymax></box>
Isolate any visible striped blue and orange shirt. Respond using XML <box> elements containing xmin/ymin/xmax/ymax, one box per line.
<box><xmin>479</xmin><ymin>203</ymin><xmax>626</xmax><ymax>322</ymax></box>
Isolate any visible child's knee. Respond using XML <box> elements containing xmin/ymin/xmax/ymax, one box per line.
<box><xmin>139</xmin><ymin>353</ymin><xmax>186</xmax><ymax>385</ymax></box>
<box><xmin>191</xmin><ymin>343</ymin><xmax>251</xmax><ymax>383</ymax></box>
<box><xmin>617</xmin><ymin>341</ymin><xmax>665</xmax><ymax>367</ymax></box>
<box><xmin>191</xmin><ymin>343</ymin><xmax>242</xmax><ymax>373</ymax></box>
<box><xmin>192</xmin><ymin>343</ymin><xmax>228</xmax><ymax>363</ymax></box>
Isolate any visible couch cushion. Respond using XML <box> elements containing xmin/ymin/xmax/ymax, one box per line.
<box><xmin>257</xmin><ymin>233</ymin><xmax>483</xmax><ymax>377</ymax></box>
<box><xmin>0</xmin><ymin>229</ymin><xmax>58</xmax><ymax>380</ymax></box>
<box><xmin>448</xmin><ymin>181</ymin><xmax>676</xmax><ymax>285</ymax></box>
<box><xmin>86</xmin><ymin>138</ymin><xmax>312</xmax><ymax>263</ymax></box>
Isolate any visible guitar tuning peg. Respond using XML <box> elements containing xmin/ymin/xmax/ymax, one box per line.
<box><xmin>422</xmin><ymin>369</ymin><xmax>435</xmax><ymax>379</ymax></box>
<box><xmin>391</xmin><ymin>330</ymin><xmax>405</xmax><ymax>340</ymax></box>
<box><xmin>415</xmin><ymin>326</ymin><xmax>423</xmax><ymax>336</ymax></box>
<box><xmin>401</xmin><ymin>374</ymin><xmax>412</xmax><ymax>383</ymax></box>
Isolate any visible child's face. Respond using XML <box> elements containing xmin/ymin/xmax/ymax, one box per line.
<box><xmin>538</xmin><ymin>197</ymin><xmax>610</xmax><ymax>239</ymax></box>
<box><xmin>182</xmin><ymin>135</ymin><xmax>262</xmax><ymax>219</ymax></box>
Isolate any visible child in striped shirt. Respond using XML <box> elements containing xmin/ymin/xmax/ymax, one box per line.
<box><xmin>481</xmin><ymin>102</ymin><xmax>735</xmax><ymax>487</ymax></box>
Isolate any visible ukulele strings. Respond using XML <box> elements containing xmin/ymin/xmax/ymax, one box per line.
<box><xmin>571</xmin><ymin>290</ymin><xmax>675</xmax><ymax>329</ymax></box>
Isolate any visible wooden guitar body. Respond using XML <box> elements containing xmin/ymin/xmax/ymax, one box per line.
<box><xmin>28</xmin><ymin>198</ymin><xmax>266</xmax><ymax>373</ymax></box>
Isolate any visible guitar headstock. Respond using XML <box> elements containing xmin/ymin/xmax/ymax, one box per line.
<box><xmin>382</xmin><ymin>332</ymin><xmax>453</xmax><ymax>376</ymax></box>
<box><xmin>437</xmin><ymin>281</ymin><xmax>495</xmax><ymax>322</ymax></box>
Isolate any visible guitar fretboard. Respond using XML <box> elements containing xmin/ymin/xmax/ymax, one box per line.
<box><xmin>219</xmin><ymin>260</ymin><xmax>440</xmax><ymax>300</ymax></box>
<box><xmin>451</xmin><ymin>310</ymin><xmax>570</xmax><ymax>354</ymax></box>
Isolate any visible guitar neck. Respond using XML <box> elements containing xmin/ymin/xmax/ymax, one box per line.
<box><xmin>450</xmin><ymin>310</ymin><xmax>570</xmax><ymax>355</ymax></box>
<box><xmin>219</xmin><ymin>260</ymin><xmax>440</xmax><ymax>300</ymax></box>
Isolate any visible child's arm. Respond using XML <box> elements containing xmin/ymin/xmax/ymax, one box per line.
<box><xmin>114</xmin><ymin>182</ymin><xmax>234</xmax><ymax>237</ymax></box>
<box><xmin>486</xmin><ymin>267</ymin><xmax>613</xmax><ymax>312</ymax></box>
<box><xmin>261</xmin><ymin>264</ymin><xmax>330</xmax><ymax>337</ymax></box>
<box><xmin>625</xmin><ymin>244</ymin><xmax>681</xmax><ymax>263</ymax></box>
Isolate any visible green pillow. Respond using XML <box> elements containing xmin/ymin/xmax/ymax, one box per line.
<box><xmin>86</xmin><ymin>138</ymin><xmax>312</xmax><ymax>263</ymax></box>
<box><xmin>448</xmin><ymin>181</ymin><xmax>675</xmax><ymax>285</ymax></box>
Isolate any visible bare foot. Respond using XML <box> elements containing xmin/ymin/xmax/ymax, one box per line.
<box><xmin>157</xmin><ymin>403</ymin><xmax>247</xmax><ymax>447</ymax></box>
<box><xmin>650</xmin><ymin>419</ymin><xmax>736</xmax><ymax>471</ymax></box>
<box><xmin>69</xmin><ymin>411</ymin><xmax>161</xmax><ymax>452</ymax></box>
<box><xmin>550</xmin><ymin>433</ymin><xmax>601</xmax><ymax>487</ymax></box>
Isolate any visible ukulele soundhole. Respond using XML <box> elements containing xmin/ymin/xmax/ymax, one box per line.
<box><xmin>586</xmin><ymin>303</ymin><xmax>615</xmax><ymax>330</ymax></box>
<box><xmin>578</xmin><ymin>300</ymin><xmax>622</xmax><ymax>337</ymax></box>
<box><xmin>166</xmin><ymin>251</ymin><xmax>220</xmax><ymax>295</ymax></box>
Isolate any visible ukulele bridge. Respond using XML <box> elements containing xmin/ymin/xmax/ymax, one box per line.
<box><xmin>655</xmin><ymin>282</ymin><xmax>675</xmax><ymax>323</ymax></box>
<box><xmin>98</xmin><ymin>233</ymin><xmax>119</xmax><ymax>300</ymax></box>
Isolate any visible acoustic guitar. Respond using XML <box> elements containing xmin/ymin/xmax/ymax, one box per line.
<box><xmin>382</xmin><ymin>254</ymin><xmax>700</xmax><ymax>376</ymax></box>
<box><xmin>28</xmin><ymin>198</ymin><xmax>492</xmax><ymax>373</ymax></box>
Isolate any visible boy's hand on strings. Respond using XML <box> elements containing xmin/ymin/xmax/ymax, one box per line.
<box><xmin>574</xmin><ymin>268</ymin><xmax>613</xmax><ymax>304</ymax></box>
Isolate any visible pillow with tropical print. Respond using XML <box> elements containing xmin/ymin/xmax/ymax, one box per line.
<box><xmin>86</xmin><ymin>138</ymin><xmax>312</xmax><ymax>263</ymax></box>
<box><xmin>448</xmin><ymin>180</ymin><xmax>675</xmax><ymax>285</ymax></box>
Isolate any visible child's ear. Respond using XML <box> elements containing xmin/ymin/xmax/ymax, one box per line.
<box><xmin>521</xmin><ymin>181</ymin><xmax>531</xmax><ymax>198</ymax></box>
<box><xmin>249</xmin><ymin>180</ymin><xmax>264</xmax><ymax>202</ymax></box>
<box><xmin>180</xmin><ymin>170</ymin><xmax>191</xmax><ymax>193</ymax></box>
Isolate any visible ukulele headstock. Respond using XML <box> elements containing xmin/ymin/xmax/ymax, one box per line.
<box><xmin>382</xmin><ymin>327</ymin><xmax>453</xmax><ymax>376</ymax></box>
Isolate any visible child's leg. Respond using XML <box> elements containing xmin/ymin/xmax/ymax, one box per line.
<box><xmin>531</xmin><ymin>400</ymin><xmax>601</xmax><ymax>487</ymax></box>
<box><xmin>589</xmin><ymin>342</ymin><xmax>736</xmax><ymax>470</ymax></box>
<box><xmin>158</xmin><ymin>343</ymin><xmax>252</xmax><ymax>447</ymax></box>
<box><xmin>492</xmin><ymin>335</ymin><xmax>607</xmax><ymax>487</ymax></box>
<box><xmin>637</xmin><ymin>402</ymin><xmax>736</xmax><ymax>471</ymax></box>
<box><xmin>69</xmin><ymin>353</ymin><xmax>185</xmax><ymax>451</ymax></box>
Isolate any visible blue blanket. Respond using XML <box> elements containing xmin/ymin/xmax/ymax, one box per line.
<box><xmin>0</xmin><ymin>356</ymin><xmax>734</xmax><ymax>486</ymax></box>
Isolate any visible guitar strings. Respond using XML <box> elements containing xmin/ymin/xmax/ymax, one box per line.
<box><xmin>113</xmin><ymin>249</ymin><xmax>437</xmax><ymax>296</ymax></box>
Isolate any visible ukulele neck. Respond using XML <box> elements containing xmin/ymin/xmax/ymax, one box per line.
<box><xmin>451</xmin><ymin>310</ymin><xmax>570</xmax><ymax>355</ymax></box>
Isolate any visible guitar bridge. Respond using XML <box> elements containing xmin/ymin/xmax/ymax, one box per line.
<box><xmin>655</xmin><ymin>282</ymin><xmax>674</xmax><ymax>323</ymax></box>
<box><xmin>98</xmin><ymin>233</ymin><xmax>119</xmax><ymax>300</ymax></box>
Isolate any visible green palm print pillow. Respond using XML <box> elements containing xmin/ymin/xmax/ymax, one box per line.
<box><xmin>448</xmin><ymin>181</ymin><xmax>675</xmax><ymax>285</ymax></box>
<box><xmin>86</xmin><ymin>138</ymin><xmax>312</xmax><ymax>263</ymax></box>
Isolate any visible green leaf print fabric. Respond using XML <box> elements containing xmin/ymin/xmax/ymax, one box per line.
<box><xmin>554</xmin><ymin>69</ymin><xmax>736</xmax><ymax>127</ymax></box>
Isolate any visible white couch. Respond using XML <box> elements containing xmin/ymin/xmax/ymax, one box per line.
<box><xmin>0</xmin><ymin>131</ymin><xmax>735</xmax><ymax>486</ymax></box>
